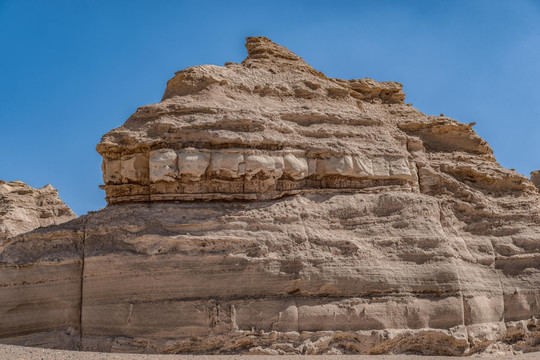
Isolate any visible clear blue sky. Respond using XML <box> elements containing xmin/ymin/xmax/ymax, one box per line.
<box><xmin>1</xmin><ymin>0</ymin><xmax>539</xmax><ymax>216</ymax></box>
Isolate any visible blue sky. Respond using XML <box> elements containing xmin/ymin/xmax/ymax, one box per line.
<box><xmin>1</xmin><ymin>0</ymin><xmax>539</xmax><ymax>215</ymax></box>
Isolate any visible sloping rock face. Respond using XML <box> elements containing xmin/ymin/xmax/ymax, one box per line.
<box><xmin>1</xmin><ymin>37</ymin><xmax>539</xmax><ymax>356</ymax></box>
<box><xmin>0</xmin><ymin>180</ymin><xmax>76</xmax><ymax>243</ymax></box>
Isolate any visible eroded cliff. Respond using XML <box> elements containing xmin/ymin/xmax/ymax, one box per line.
<box><xmin>1</xmin><ymin>37</ymin><xmax>539</xmax><ymax>356</ymax></box>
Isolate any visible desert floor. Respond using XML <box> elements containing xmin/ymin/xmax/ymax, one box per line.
<box><xmin>0</xmin><ymin>345</ymin><xmax>539</xmax><ymax>360</ymax></box>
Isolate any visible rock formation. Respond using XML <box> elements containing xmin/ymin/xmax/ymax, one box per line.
<box><xmin>98</xmin><ymin>37</ymin><xmax>412</xmax><ymax>204</ymax></box>
<box><xmin>1</xmin><ymin>37</ymin><xmax>539</xmax><ymax>356</ymax></box>
<box><xmin>530</xmin><ymin>170</ymin><xmax>540</xmax><ymax>191</ymax></box>
<box><xmin>0</xmin><ymin>180</ymin><xmax>75</xmax><ymax>244</ymax></box>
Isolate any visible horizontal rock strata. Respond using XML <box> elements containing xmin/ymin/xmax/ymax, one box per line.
<box><xmin>1</xmin><ymin>37</ymin><xmax>540</xmax><ymax>356</ymax></box>
<box><xmin>101</xmin><ymin>148</ymin><xmax>417</xmax><ymax>203</ymax></box>
<box><xmin>0</xmin><ymin>181</ymin><xmax>79</xmax><ymax>348</ymax></box>
<box><xmin>0</xmin><ymin>219</ymin><xmax>84</xmax><ymax>349</ymax></box>
<box><xmin>2</xmin><ymin>194</ymin><xmax>539</xmax><ymax>354</ymax></box>
<box><xmin>97</xmin><ymin>37</ymin><xmax>411</xmax><ymax>204</ymax></box>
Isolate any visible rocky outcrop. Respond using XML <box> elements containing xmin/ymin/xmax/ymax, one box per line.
<box><xmin>1</xmin><ymin>37</ymin><xmax>539</xmax><ymax>356</ymax></box>
<box><xmin>97</xmin><ymin>37</ymin><xmax>410</xmax><ymax>204</ymax></box>
<box><xmin>0</xmin><ymin>181</ymin><xmax>76</xmax><ymax>243</ymax></box>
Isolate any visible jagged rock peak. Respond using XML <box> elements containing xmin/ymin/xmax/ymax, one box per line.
<box><xmin>241</xmin><ymin>36</ymin><xmax>323</xmax><ymax>75</ymax></box>
<box><xmin>160</xmin><ymin>36</ymin><xmax>404</xmax><ymax>101</ymax></box>
<box><xmin>244</xmin><ymin>36</ymin><xmax>303</xmax><ymax>62</ymax></box>
<box><xmin>0</xmin><ymin>180</ymin><xmax>76</xmax><ymax>242</ymax></box>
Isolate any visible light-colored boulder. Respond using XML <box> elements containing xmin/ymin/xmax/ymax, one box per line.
<box><xmin>245</xmin><ymin>154</ymin><xmax>283</xmax><ymax>179</ymax></box>
<box><xmin>102</xmin><ymin>158</ymin><xmax>121</xmax><ymax>184</ymax></box>
<box><xmin>283</xmin><ymin>154</ymin><xmax>308</xmax><ymax>179</ymax></box>
<box><xmin>121</xmin><ymin>153</ymin><xmax>149</xmax><ymax>182</ymax></box>
<box><xmin>208</xmin><ymin>151</ymin><xmax>244</xmax><ymax>178</ymax></box>
<box><xmin>371</xmin><ymin>157</ymin><xmax>390</xmax><ymax>177</ymax></box>
<box><xmin>178</xmin><ymin>148</ymin><xmax>210</xmax><ymax>180</ymax></box>
<box><xmin>389</xmin><ymin>157</ymin><xmax>413</xmax><ymax>179</ymax></box>
<box><xmin>317</xmin><ymin>155</ymin><xmax>354</xmax><ymax>176</ymax></box>
<box><xmin>272</xmin><ymin>156</ymin><xmax>284</xmax><ymax>176</ymax></box>
<box><xmin>352</xmin><ymin>155</ymin><xmax>374</xmax><ymax>176</ymax></box>
<box><xmin>149</xmin><ymin>149</ymin><xmax>177</xmax><ymax>182</ymax></box>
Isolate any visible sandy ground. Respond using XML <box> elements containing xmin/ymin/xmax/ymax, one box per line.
<box><xmin>0</xmin><ymin>345</ymin><xmax>539</xmax><ymax>360</ymax></box>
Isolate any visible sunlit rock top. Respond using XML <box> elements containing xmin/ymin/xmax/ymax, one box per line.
<box><xmin>96</xmin><ymin>37</ymin><xmax>532</xmax><ymax>204</ymax></box>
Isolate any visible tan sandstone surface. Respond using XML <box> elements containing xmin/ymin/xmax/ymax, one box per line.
<box><xmin>0</xmin><ymin>180</ymin><xmax>76</xmax><ymax>244</ymax></box>
<box><xmin>1</xmin><ymin>37</ymin><xmax>539</xmax><ymax>356</ymax></box>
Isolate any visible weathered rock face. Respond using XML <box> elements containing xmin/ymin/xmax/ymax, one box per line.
<box><xmin>0</xmin><ymin>180</ymin><xmax>76</xmax><ymax>243</ymax></box>
<box><xmin>1</xmin><ymin>37</ymin><xmax>540</xmax><ymax>356</ymax></box>
<box><xmin>97</xmin><ymin>36</ymin><xmax>413</xmax><ymax>203</ymax></box>
<box><xmin>530</xmin><ymin>170</ymin><xmax>540</xmax><ymax>190</ymax></box>
<box><xmin>0</xmin><ymin>181</ymin><xmax>79</xmax><ymax>349</ymax></box>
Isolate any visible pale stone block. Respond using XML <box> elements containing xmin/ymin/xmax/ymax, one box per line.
<box><xmin>245</xmin><ymin>154</ymin><xmax>283</xmax><ymax>179</ymax></box>
<box><xmin>121</xmin><ymin>153</ymin><xmax>149</xmax><ymax>182</ymax></box>
<box><xmin>389</xmin><ymin>158</ymin><xmax>412</xmax><ymax>178</ymax></box>
<box><xmin>178</xmin><ymin>149</ymin><xmax>210</xmax><ymax>180</ymax></box>
<box><xmin>149</xmin><ymin>149</ymin><xmax>177</xmax><ymax>182</ymax></box>
<box><xmin>208</xmin><ymin>151</ymin><xmax>244</xmax><ymax>178</ymax></box>
<box><xmin>352</xmin><ymin>155</ymin><xmax>373</xmax><ymax>176</ymax></box>
<box><xmin>371</xmin><ymin>157</ymin><xmax>390</xmax><ymax>177</ymax></box>
<box><xmin>318</xmin><ymin>155</ymin><xmax>354</xmax><ymax>175</ymax></box>
<box><xmin>283</xmin><ymin>154</ymin><xmax>308</xmax><ymax>180</ymax></box>
<box><xmin>102</xmin><ymin>158</ymin><xmax>122</xmax><ymax>184</ymax></box>
<box><xmin>245</xmin><ymin>155</ymin><xmax>275</xmax><ymax>178</ymax></box>
<box><xmin>272</xmin><ymin>156</ymin><xmax>284</xmax><ymax>177</ymax></box>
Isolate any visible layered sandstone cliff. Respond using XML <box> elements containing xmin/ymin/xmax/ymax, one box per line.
<box><xmin>1</xmin><ymin>37</ymin><xmax>539</xmax><ymax>356</ymax></box>
<box><xmin>97</xmin><ymin>37</ymin><xmax>413</xmax><ymax>204</ymax></box>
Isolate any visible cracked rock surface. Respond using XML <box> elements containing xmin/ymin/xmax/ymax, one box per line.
<box><xmin>0</xmin><ymin>180</ymin><xmax>76</xmax><ymax>244</ymax></box>
<box><xmin>1</xmin><ymin>37</ymin><xmax>539</xmax><ymax>356</ymax></box>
